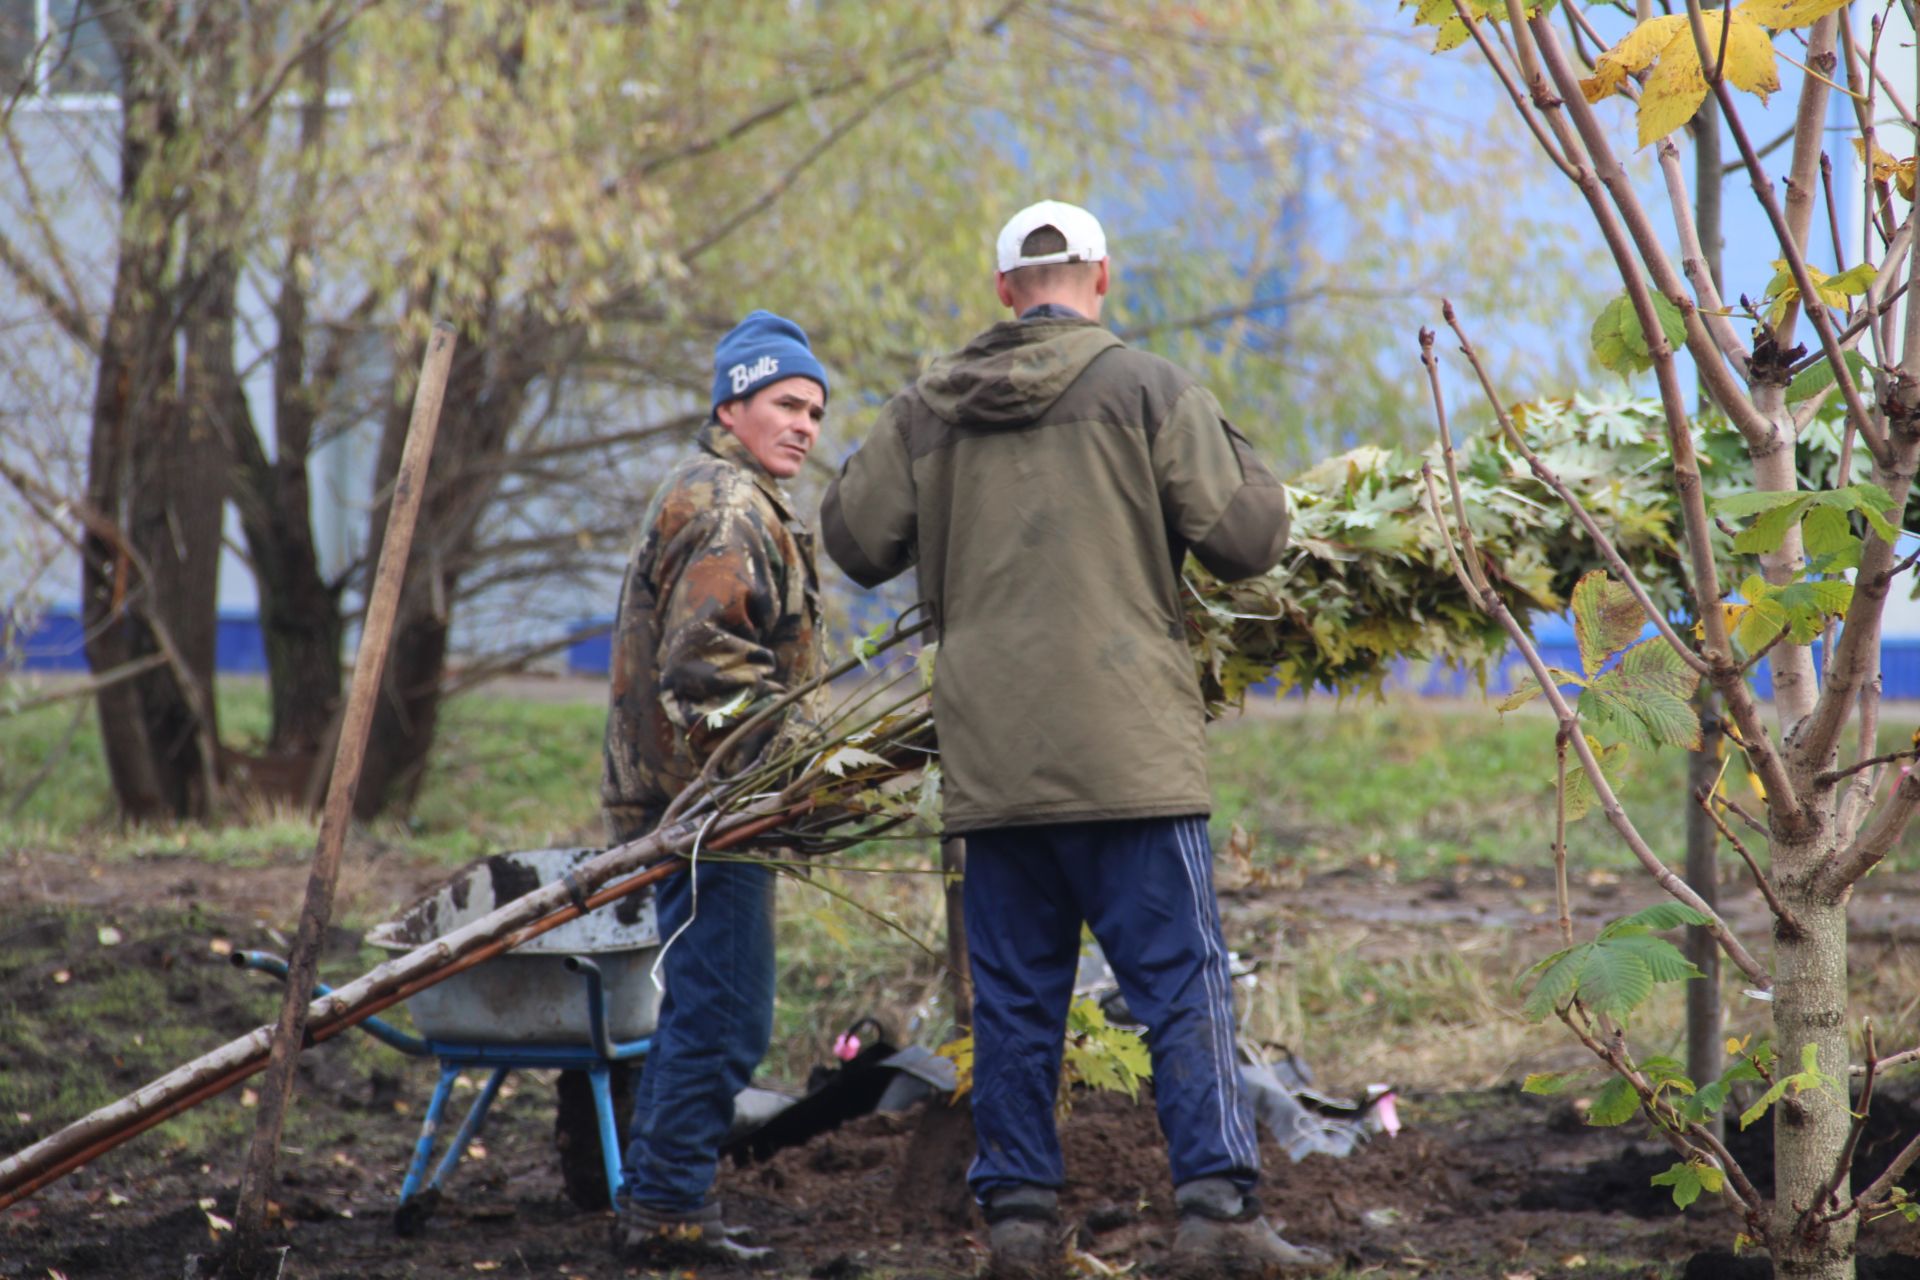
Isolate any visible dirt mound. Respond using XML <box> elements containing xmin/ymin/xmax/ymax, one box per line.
<box><xmin>1518</xmin><ymin>1090</ymin><xmax>1920</xmax><ymax>1220</ymax></box>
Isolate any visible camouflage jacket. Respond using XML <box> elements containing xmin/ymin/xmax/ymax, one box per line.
<box><xmin>601</xmin><ymin>422</ymin><xmax>821</xmax><ymax>843</ymax></box>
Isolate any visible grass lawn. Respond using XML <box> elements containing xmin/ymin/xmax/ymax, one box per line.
<box><xmin>4</xmin><ymin>678</ymin><xmax>1917</xmax><ymax>1090</ymax></box>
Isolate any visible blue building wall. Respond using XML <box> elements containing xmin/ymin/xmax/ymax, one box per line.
<box><xmin>16</xmin><ymin>606</ymin><xmax>1920</xmax><ymax>700</ymax></box>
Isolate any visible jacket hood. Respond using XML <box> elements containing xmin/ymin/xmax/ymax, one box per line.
<box><xmin>915</xmin><ymin>319</ymin><xmax>1122</xmax><ymax>427</ymax></box>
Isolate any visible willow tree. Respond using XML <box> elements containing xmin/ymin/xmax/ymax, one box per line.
<box><xmin>1409</xmin><ymin>2</ymin><xmax>1920</xmax><ymax>1276</ymax></box>
<box><xmin>1</xmin><ymin>0</ymin><xmax>1590</xmax><ymax>820</ymax></box>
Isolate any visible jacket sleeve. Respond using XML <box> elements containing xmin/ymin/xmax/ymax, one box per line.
<box><xmin>653</xmin><ymin>503</ymin><xmax>788</xmax><ymax>763</ymax></box>
<box><xmin>821</xmin><ymin>399</ymin><xmax>918</xmax><ymax>588</ymax></box>
<box><xmin>1153</xmin><ymin>384</ymin><xmax>1290</xmax><ymax>581</ymax></box>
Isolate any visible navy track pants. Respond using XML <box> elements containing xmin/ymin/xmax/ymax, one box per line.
<box><xmin>963</xmin><ymin>815</ymin><xmax>1261</xmax><ymax>1198</ymax></box>
<box><xmin>618</xmin><ymin>854</ymin><xmax>776</xmax><ymax>1212</ymax></box>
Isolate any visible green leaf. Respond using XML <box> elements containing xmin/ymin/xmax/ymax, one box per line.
<box><xmin>1523</xmin><ymin>1069</ymin><xmax>1588</xmax><ymax>1095</ymax></box>
<box><xmin>1615</xmin><ymin>639</ymin><xmax>1701</xmax><ymax>700</ymax></box>
<box><xmin>1787</xmin><ymin>349</ymin><xmax>1872</xmax><ymax>404</ymax></box>
<box><xmin>1714</xmin><ymin>489</ymin><xmax>1810</xmax><ymax>518</ymax></box>
<box><xmin>1589</xmin><ymin>293</ymin><xmax>1687</xmax><ymax>375</ymax></box>
<box><xmin>1679</xmin><ymin>1078</ymin><xmax>1732</xmax><ymax>1123</ymax></box>
<box><xmin>1521</xmin><ymin>946</ymin><xmax>1584</xmax><ymax>1021</ymax></box>
<box><xmin>1496</xmin><ymin>665</ymin><xmax>1583</xmax><ymax>713</ymax></box>
<box><xmin>1732</xmin><ymin>495</ymin><xmax>1815</xmax><ymax>554</ymax></box>
<box><xmin>1825</xmin><ymin>261</ymin><xmax>1879</xmax><ymax>295</ymax></box>
<box><xmin>1652</xmin><ymin>1161</ymin><xmax>1707</xmax><ymax>1208</ymax></box>
<box><xmin>1575</xmin><ymin>939</ymin><xmax>1656</xmax><ymax>1016</ymax></box>
<box><xmin>1739</xmin><ymin>1075</ymin><xmax>1794</xmax><ymax>1129</ymax></box>
<box><xmin>1733</xmin><ymin>596</ymin><xmax>1790</xmax><ymax>653</ymax></box>
<box><xmin>1586</xmin><ymin>1076</ymin><xmax>1641</xmax><ymax>1126</ymax></box>
<box><xmin>1801</xmin><ymin>506</ymin><xmax>1862</xmax><ymax>571</ymax></box>
<box><xmin>1600</xmin><ymin>932</ymin><xmax>1704</xmax><ymax>985</ymax></box>
<box><xmin>1562</xmin><ymin>741</ymin><xmax>1627</xmax><ymax>823</ymax></box>
<box><xmin>1602</xmin><ymin>902</ymin><xmax>1712</xmax><ymax>935</ymax></box>
<box><xmin>1572</xmin><ymin>571</ymin><xmax>1646</xmax><ymax>676</ymax></box>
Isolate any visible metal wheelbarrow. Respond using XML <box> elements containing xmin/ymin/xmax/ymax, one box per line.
<box><xmin>236</xmin><ymin>847</ymin><xmax>660</xmax><ymax>1234</ymax></box>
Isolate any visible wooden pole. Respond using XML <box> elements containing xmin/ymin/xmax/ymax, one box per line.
<box><xmin>226</xmin><ymin>322</ymin><xmax>456</xmax><ymax>1271</ymax></box>
<box><xmin>0</xmin><ymin>805</ymin><xmax>796</xmax><ymax>1211</ymax></box>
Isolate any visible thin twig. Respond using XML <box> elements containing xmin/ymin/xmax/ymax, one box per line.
<box><xmin>0</xmin><ymin>653</ymin><xmax>169</xmax><ymax>718</ymax></box>
<box><xmin>1807</xmin><ymin>1021</ymin><xmax>1878</xmax><ymax>1230</ymax></box>
<box><xmin>1418</xmin><ymin>328</ymin><xmax>1490</xmax><ymax>593</ymax></box>
<box><xmin>1420</xmin><ymin>364</ymin><xmax>1769</xmax><ymax>987</ymax></box>
<box><xmin>1556</xmin><ymin>1003</ymin><xmax>1770</xmax><ymax>1231</ymax></box>
<box><xmin>1695</xmin><ymin>785</ymin><xmax>1803</xmax><ymax>937</ymax></box>
<box><xmin>1554</xmin><ymin>730</ymin><xmax>1572</xmax><ymax>946</ymax></box>
<box><xmin>1444</xmin><ymin>301</ymin><xmax>1710</xmax><ymax>676</ymax></box>
<box><xmin>1816</xmin><ymin>745</ymin><xmax>1919</xmax><ymax>787</ymax></box>
<box><xmin>1713</xmin><ymin>45</ymin><xmax>1892</xmax><ymax>468</ymax></box>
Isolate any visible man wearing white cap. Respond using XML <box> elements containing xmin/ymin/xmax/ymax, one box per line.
<box><xmin>822</xmin><ymin>202</ymin><xmax>1322</xmax><ymax>1277</ymax></box>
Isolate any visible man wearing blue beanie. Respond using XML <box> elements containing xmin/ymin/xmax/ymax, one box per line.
<box><xmin>602</xmin><ymin>309</ymin><xmax>828</xmax><ymax>1263</ymax></box>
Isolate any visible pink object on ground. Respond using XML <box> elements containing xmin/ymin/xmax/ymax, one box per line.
<box><xmin>832</xmin><ymin>1032</ymin><xmax>861</xmax><ymax>1061</ymax></box>
<box><xmin>1371</xmin><ymin>1091</ymin><xmax>1401</xmax><ymax>1137</ymax></box>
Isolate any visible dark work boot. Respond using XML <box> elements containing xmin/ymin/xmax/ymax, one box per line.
<box><xmin>983</xmin><ymin>1185</ymin><xmax>1067</xmax><ymax>1280</ymax></box>
<box><xmin>1167</xmin><ymin>1178</ymin><xmax>1332</xmax><ymax>1278</ymax></box>
<box><xmin>611</xmin><ymin>1198</ymin><xmax>774</xmax><ymax>1266</ymax></box>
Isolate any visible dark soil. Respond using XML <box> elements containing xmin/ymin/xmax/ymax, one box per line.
<box><xmin>4</xmin><ymin>855</ymin><xmax>1920</xmax><ymax>1280</ymax></box>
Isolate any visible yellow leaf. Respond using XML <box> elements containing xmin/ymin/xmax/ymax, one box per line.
<box><xmin>1589</xmin><ymin>14</ymin><xmax>1687</xmax><ymax>100</ymax></box>
<box><xmin>1853</xmin><ymin>137</ymin><xmax>1917</xmax><ymax>201</ymax></box>
<box><xmin>1748</xmin><ymin>769</ymin><xmax>1767</xmax><ymax>802</ymax></box>
<box><xmin>1637</xmin><ymin>13</ymin><xmax>1777</xmax><ymax>148</ymax></box>
<box><xmin>1737</xmin><ymin>0</ymin><xmax>1851</xmax><ymax>29</ymax></box>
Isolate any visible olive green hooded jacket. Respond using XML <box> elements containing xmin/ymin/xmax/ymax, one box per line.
<box><xmin>821</xmin><ymin>316</ymin><xmax>1288</xmax><ymax>834</ymax></box>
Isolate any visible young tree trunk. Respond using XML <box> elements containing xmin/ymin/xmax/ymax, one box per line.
<box><xmin>1769</xmin><ymin>835</ymin><xmax>1856</xmax><ymax>1279</ymax></box>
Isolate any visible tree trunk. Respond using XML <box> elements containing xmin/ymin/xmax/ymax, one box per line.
<box><xmin>1769</xmin><ymin>855</ymin><xmax>1856</xmax><ymax>1279</ymax></box>
<box><xmin>353</xmin><ymin>610</ymin><xmax>450</xmax><ymax>819</ymax></box>
<box><xmin>82</xmin><ymin>22</ymin><xmax>223</xmax><ymax>821</ymax></box>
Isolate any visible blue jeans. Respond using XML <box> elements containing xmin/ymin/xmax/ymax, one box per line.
<box><xmin>964</xmin><ymin>815</ymin><xmax>1261</xmax><ymax>1198</ymax></box>
<box><xmin>618</xmin><ymin>854</ymin><xmax>776</xmax><ymax>1212</ymax></box>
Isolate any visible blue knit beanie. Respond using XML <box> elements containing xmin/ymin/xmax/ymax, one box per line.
<box><xmin>711</xmin><ymin>310</ymin><xmax>829</xmax><ymax>412</ymax></box>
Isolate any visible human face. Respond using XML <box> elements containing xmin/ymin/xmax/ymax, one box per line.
<box><xmin>716</xmin><ymin>376</ymin><xmax>826</xmax><ymax>478</ymax></box>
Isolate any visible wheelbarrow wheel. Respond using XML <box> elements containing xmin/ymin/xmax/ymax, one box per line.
<box><xmin>554</xmin><ymin>1062</ymin><xmax>638</xmax><ymax>1211</ymax></box>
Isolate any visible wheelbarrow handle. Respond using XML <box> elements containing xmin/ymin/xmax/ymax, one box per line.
<box><xmin>233</xmin><ymin>950</ymin><xmax>431</xmax><ymax>1057</ymax></box>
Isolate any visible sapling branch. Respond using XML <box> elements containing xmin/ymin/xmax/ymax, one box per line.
<box><xmin>1716</xmin><ymin>791</ymin><xmax>1771</xmax><ymax>838</ymax></box>
<box><xmin>1814</xmin><ymin>745</ymin><xmax>1919</xmax><ymax>788</ymax></box>
<box><xmin>1556</xmin><ymin>1002</ymin><xmax>1770</xmax><ymax>1227</ymax></box>
<box><xmin>1450</xmin><ymin>0</ymin><xmax>1575</xmax><ymax>177</ymax></box>
<box><xmin>1525</xmin><ymin>14</ymin><xmax>1775</xmax><ymax>448</ymax></box>
<box><xmin>1821</xmin><ymin>765</ymin><xmax>1920</xmax><ymax>892</ymax></box>
<box><xmin>1419</xmin><ymin>329</ymin><xmax>1490</xmax><ymax>593</ymax></box>
<box><xmin>1555</xmin><ymin>730</ymin><xmax>1573</xmax><ymax>947</ymax></box>
<box><xmin>1657</xmin><ymin>137</ymin><xmax>1752</xmax><ymax>368</ymax></box>
<box><xmin>1820</xmin><ymin>153</ymin><xmax>1847</xmax><ymax>274</ymax></box>
<box><xmin>1694</xmin><ymin>785</ymin><xmax>1802</xmax><ymax>937</ymax></box>
<box><xmin>1805</xmin><ymin>1021</ymin><xmax>1878</xmax><ymax>1231</ymax></box>
<box><xmin>1420</xmin><ymin>349</ymin><xmax>1769</xmax><ymax>987</ymax></box>
<box><xmin>1859</xmin><ymin>1046</ymin><xmax>1920</xmax><ymax>1076</ymax></box>
<box><xmin>1526</xmin><ymin>21</ymin><xmax>1806</xmax><ymax>826</ymax></box>
<box><xmin>1847</xmin><ymin>1117</ymin><xmax>1920</xmax><ymax>1217</ymax></box>
<box><xmin>1443</xmin><ymin>301</ymin><xmax>1710</xmax><ymax>676</ymax></box>
<box><xmin>1712</xmin><ymin>40</ymin><xmax>1892</xmax><ymax>468</ymax></box>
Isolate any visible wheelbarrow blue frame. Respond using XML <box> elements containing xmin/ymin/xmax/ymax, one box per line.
<box><xmin>235</xmin><ymin>950</ymin><xmax>648</xmax><ymax>1228</ymax></box>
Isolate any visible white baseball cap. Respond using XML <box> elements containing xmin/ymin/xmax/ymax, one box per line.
<box><xmin>995</xmin><ymin>200</ymin><xmax>1108</xmax><ymax>273</ymax></box>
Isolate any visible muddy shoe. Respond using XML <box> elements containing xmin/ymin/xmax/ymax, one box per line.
<box><xmin>983</xmin><ymin>1186</ymin><xmax>1067</xmax><ymax>1280</ymax></box>
<box><xmin>611</xmin><ymin>1198</ymin><xmax>774</xmax><ymax>1266</ymax></box>
<box><xmin>1167</xmin><ymin>1180</ymin><xmax>1331</xmax><ymax>1278</ymax></box>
